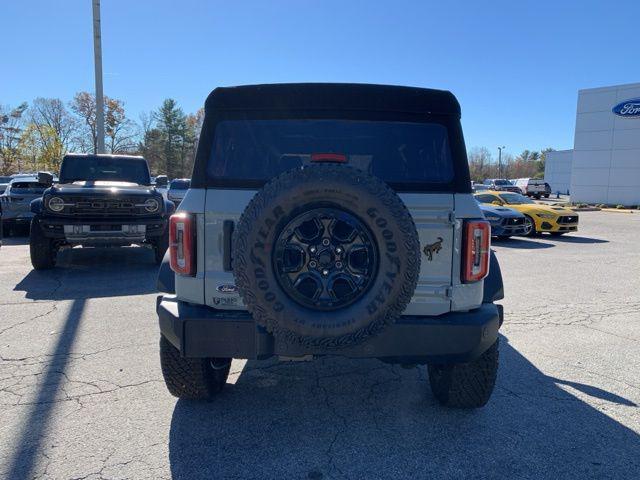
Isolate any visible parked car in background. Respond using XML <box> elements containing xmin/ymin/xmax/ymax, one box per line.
<box><xmin>483</xmin><ymin>178</ymin><xmax>521</xmax><ymax>193</ymax></box>
<box><xmin>475</xmin><ymin>191</ymin><xmax>578</xmax><ymax>236</ymax></box>
<box><xmin>0</xmin><ymin>176</ymin><xmax>12</xmax><ymax>195</ymax></box>
<box><xmin>29</xmin><ymin>154</ymin><xmax>173</xmax><ymax>269</ymax></box>
<box><xmin>472</xmin><ymin>181</ymin><xmax>489</xmax><ymax>192</ymax></box>
<box><xmin>167</xmin><ymin>178</ymin><xmax>190</xmax><ymax>206</ymax></box>
<box><xmin>514</xmin><ymin>178</ymin><xmax>546</xmax><ymax>198</ymax></box>
<box><xmin>1</xmin><ymin>176</ymin><xmax>51</xmax><ymax>236</ymax></box>
<box><xmin>477</xmin><ymin>200</ymin><xmax>528</xmax><ymax>238</ymax></box>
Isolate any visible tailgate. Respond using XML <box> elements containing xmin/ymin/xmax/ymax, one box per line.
<box><xmin>399</xmin><ymin>193</ymin><xmax>454</xmax><ymax>316</ymax></box>
<box><xmin>203</xmin><ymin>190</ymin><xmax>455</xmax><ymax>314</ymax></box>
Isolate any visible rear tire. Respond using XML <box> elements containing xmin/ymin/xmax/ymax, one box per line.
<box><xmin>159</xmin><ymin>335</ymin><xmax>231</xmax><ymax>400</ymax></box>
<box><xmin>428</xmin><ymin>338</ymin><xmax>499</xmax><ymax>408</ymax></box>
<box><xmin>550</xmin><ymin>232</ymin><xmax>565</xmax><ymax>236</ymax></box>
<box><xmin>29</xmin><ymin>217</ymin><xmax>57</xmax><ymax>270</ymax></box>
<box><xmin>496</xmin><ymin>235</ymin><xmax>511</xmax><ymax>240</ymax></box>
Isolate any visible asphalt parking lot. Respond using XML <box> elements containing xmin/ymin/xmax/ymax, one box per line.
<box><xmin>1</xmin><ymin>211</ymin><xmax>639</xmax><ymax>480</ymax></box>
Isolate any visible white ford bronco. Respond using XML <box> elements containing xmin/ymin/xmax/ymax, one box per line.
<box><xmin>157</xmin><ymin>83</ymin><xmax>504</xmax><ymax>408</ymax></box>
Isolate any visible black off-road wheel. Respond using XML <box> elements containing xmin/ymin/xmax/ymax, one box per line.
<box><xmin>428</xmin><ymin>338</ymin><xmax>499</xmax><ymax>408</ymax></box>
<box><xmin>159</xmin><ymin>336</ymin><xmax>231</xmax><ymax>400</ymax></box>
<box><xmin>232</xmin><ymin>165</ymin><xmax>420</xmax><ymax>349</ymax></box>
<box><xmin>29</xmin><ymin>216</ymin><xmax>57</xmax><ymax>270</ymax></box>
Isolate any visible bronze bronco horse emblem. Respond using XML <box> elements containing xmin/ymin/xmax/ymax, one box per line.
<box><xmin>423</xmin><ymin>237</ymin><xmax>443</xmax><ymax>261</ymax></box>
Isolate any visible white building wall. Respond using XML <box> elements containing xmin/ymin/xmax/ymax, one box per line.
<box><xmin>544</xmin><ymin>150</ymin><xmax>573</xmax><ymax>195</ymax></box>
<box><xmin>571</xmin><ymin>82</ymin><xmax>640</xmax><ymax>205</ymax></box>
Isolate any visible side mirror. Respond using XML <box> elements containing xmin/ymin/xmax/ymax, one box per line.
<box><xmin>155</xmin><ymin>175</ymin><xmax>168</xmax><ymax>187</ymax></box>
<box><xmin>492</xmin><ymin>200</ymin><xmax>503</xmax><ymax>206</ymax></box>
<box><xmin>37</xmin><ymin>171</ymin><xmax>54</xmax><ymax>186</ymax></box>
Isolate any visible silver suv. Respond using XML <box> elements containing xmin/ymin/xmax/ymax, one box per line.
<box><xmin>156</xmin><ymin>84</ymin><xmax>504</xmax><ymax>408</ymax></box>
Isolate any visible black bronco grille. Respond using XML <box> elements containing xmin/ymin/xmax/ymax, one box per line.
<box><xmin>55</xmin><ymin>196</ymin><xmax>157</xmax><ymax>216</ymax></box>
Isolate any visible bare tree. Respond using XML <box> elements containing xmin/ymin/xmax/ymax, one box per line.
<box><xmin>0</xmin><ymin>102</ymin><xmax>28</xmax><ymax>174</ymax></box>
<box><xmin>71</xmin><ymin>92</ymin><xmax>137</xmax><ymax>154</ymax></box>
<box><xmin>29</xmin><ymin>98</ymin><xmax>77</xmax><ymax>153</ymax></box>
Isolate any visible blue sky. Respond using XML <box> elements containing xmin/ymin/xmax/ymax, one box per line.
<box><xmin>2</xmin><ymin>0</ymin><xmax>639</xmax><ymax>158</ymax></box>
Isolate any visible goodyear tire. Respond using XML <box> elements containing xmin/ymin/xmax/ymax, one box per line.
<box><xmin>159</xmin><ymin>336</ymin><xmax>231</xmax><ymax>400</ymax></box>
<box><xmin>232</xmin><ymin>165</ymin><xmax>420</xmax><ymax>349</ymax></box>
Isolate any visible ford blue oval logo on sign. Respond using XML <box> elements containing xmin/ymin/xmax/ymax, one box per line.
<box><xmin>612</xmin><ymin>98</ymin><xmax>640</xmax><ymax>118</ymax></box>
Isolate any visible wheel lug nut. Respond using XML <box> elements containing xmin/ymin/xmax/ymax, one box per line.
<box><xmin>322</xmin><ymin>269</ymin><xmax>329</xmax><ymax>276</ymax></box>
<box><xmin>322</xmin><ymin>239</ymin><xmax>330</xmax><ymax>246</ymax></box>
<box><xmin>335</xmin><ymin>261</ymin><xmax>343</xmax><ymax>269</ymax></box>
<box><xmin>309</xmin><ymin>261</ymin><xmax>317</xmax><ymax>268</ymax></box>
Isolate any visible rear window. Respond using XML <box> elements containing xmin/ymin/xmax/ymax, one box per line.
<box><xmin>9</xmin><ymin>182</ymin><xmax>48</xmax><ymax>194</ymax></box>
<box><xmin>170</xmin><ymin>179</ymin><xmax>191</xmax><ymax>189</ymax></box>
<box><xmin>207</xmin><ymin>120</ymin><xmax>454</xmax><ymax>187</ymax></box>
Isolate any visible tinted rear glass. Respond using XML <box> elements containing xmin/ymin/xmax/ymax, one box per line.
<box><xmin>10</xmin><ymin>182</ymin><xmax>48</xmax><ymax>194</ymax></box>
<box><xmin>208</xmin><ymin>120</ymin><xmax>453</xmax><ymax>186</ymax></box>
<box><xmin>59</xmin><ymin>157</ymin><xmax>150</xmax><ymax>184</ymax></box>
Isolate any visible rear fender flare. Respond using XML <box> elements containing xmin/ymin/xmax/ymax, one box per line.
<box><xmin>483</xmin><ymin>250</ymin><xmax>504</xmax><ymax>303</ymax></box>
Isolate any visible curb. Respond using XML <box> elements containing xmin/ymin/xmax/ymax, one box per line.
<box><xmin>600</xmin><ymin>208</ymin><xmax>635</xmax><ymax>214</ymax></box>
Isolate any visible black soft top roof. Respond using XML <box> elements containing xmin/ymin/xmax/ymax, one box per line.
<box><xmin>205</xmin><ymin>83</ymin><xmax>461</xmax><ymax>117</ymax></box>
<box><xmin>62</xmin><ymin>153</ymin><xmax>146</xmax><ymax>163</ymax></box>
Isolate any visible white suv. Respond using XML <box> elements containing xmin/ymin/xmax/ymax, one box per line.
<box><xmin>156</xmin><ymin>84</ymin><xmax>505</xmax><ymax>408</ymax></box>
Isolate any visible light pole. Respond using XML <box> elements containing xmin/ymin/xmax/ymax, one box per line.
<box><xmin>497</xmin><ymin>146</ymin><xmax>505</xmax><ymax>178</ymax></box>
<box><xmin>92</xmin><ymin>0</ymin><xmax>105</xmax><ymax>154</ymax></box>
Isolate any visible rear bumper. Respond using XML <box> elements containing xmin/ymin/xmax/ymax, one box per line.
<box><xmin>157</xmin><ymin>295</ymin><xmax>501</xmax><ymax>364</ymax></box>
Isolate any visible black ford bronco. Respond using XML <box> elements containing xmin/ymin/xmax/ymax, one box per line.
<box><xmin>29</xmin><ymin>153</ymin><xmax>174</xmax><ymax>269</ymax></box>
<box><xmin>157</xmin><ymin>84</ymin><xmax>504</xmax><ymax>408</ymax></box>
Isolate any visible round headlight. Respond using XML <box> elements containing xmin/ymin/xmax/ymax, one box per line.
<box><xmin>48</xmin><ymin>196</ymin><xmax>65</xmax><ymax>212</ymax></box>
<box><xmin>144</xmin><ymin>198</ymin><xmax>160</xmax><ymax>213</ymax></box>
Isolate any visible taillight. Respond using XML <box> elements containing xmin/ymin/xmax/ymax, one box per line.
<box><xmin>463</xmin><ymin>220</ymin><xmax>490</xmax><ymax>283</ymax></box>
<box><xmin>169</xmin><ymin>213</ymin><xmax>196</xmax><ymax>276</ymax></box>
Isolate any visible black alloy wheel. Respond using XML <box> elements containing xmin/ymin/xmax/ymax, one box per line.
<box><xmin>273</xmin><ymin>207</ymin><xmax>378</xmax><ymax>311</ymax></box>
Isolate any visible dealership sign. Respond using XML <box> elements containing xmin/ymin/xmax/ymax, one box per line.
<box><xmin>612</xmin><ymin>98</ymin><xmax>640</xmax><ymax>117</ymax></box>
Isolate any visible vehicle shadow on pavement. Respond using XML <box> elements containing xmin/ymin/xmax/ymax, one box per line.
<box><xmin>13</xmin><ymin>246</ymin><xmax>158</xmax><ymax>300</ymax></box>
<box><xmin>492</xmin><ymin>238</ymin><xmax>555</xmax><ymax>249</ymax></box>
<box><xmin>544</xmin><ymin>235</ymin><xmax>609</xmax><ymax>244</ymax></box>
<box><xmin>4</xmin><ymin>298</ymin><xmax>87</xmax><ymax>480</ymax></box>
<box><xmin>168</xmin><ymin>336</ymin><xmax>640</xmax><ymax>479</ymax></box>
<box><xmin>1</xmin><ymin>235</ymin><xmax>30</xmax><ymax>246</ymax></box>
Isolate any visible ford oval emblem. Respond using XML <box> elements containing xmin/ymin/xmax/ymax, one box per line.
<box><xmin>612</xmin><ymin>98</ymin><xmax>640</xmax><ymax>118</ymax></box>
<box><xmin>217</xmin><ymin>284</ymin><xmax>238</xmax><ymax>294</ymax></box>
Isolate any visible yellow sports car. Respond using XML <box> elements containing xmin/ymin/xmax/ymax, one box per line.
<box><xmin>474</xmin><ymin>191</ymin><xmax>578</xmax><ymax>236</ymax></box>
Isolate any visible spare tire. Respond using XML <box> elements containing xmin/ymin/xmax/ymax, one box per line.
<box><xmin>232</xmin><ymin>165</ymin><xmax>420</xmax><ymax>348</ymax></box>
